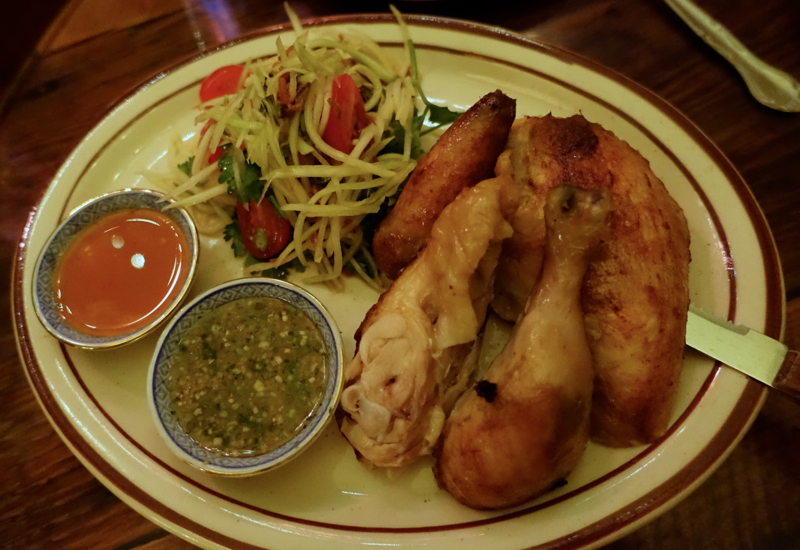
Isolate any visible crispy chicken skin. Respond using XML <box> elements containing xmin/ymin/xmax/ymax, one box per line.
<box><xmin>435</xmin><ymin>186</ymin><xmax>610</xmax><ymax>510</ymax></box>
<box><xmin>338</xmin><ymin>176</ymin><xmax>519</xmax><ymax>469</ymax></box>
<box><xmin>372</xmin><ymin>90</ymin><xmax>516</xmax><ymax>280</ymax></box>
<box><xmin>492</xmin><ymin>114</ymin><xmax>691</xmax><ymax>446</ymax></box>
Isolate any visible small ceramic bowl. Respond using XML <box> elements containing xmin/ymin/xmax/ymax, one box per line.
<box><xmin>33</xmin><ymin>188</ymin><xmax>199</xmax><ymax>349</ymax></box>
<box><xmin>148</xmin><ymin>277</ymin><xmax>344</xmax><ymax>477</ymax></box>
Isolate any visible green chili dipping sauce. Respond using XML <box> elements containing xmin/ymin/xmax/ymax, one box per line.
<box><xmin>166</xmin><ymin>296</ymin><xmax>328</xmax><ymax>457</ymax></box>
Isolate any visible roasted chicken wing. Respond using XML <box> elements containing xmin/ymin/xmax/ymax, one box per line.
<box><xmin>435</xmin><ymin>185</ymin><xmax>610</xmax><ymax>509</ymax></box>
<box><xmin>492</xmin><ymin>114</ymin><xmax>691</xmax><ymax>446</ymax></box>
<box><xmin>372</xmin><ymin>90</ymin><xmax>516</xmax><ymax>279</ymax></box>
<box><xmin>338</xmin><ymin>176</ymin><xmax>519</xmax><ymax>469</ymax></box>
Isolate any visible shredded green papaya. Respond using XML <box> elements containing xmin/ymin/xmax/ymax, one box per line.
<box><xmin>156</xmin><ymin>4</ymin><xmax>461</xmax><ymax>291</ymax></box>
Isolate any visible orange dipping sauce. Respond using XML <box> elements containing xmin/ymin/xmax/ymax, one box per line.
<box><xmin>54</xmin><ymin>208</ymin><xmax>190</xmax><ymax>337</ymax></box>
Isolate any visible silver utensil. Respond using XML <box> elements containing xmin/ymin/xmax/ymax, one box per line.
<box><xmin>664</xmin><ymin>0</ymin><xmax>800</xmax><ymax>112</ymax></box>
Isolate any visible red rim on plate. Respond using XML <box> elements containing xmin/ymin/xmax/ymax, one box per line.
<box><xmin>12</xmin><ymin>14</ymin><xmax>784</xmax><ymax>550</ymax></box>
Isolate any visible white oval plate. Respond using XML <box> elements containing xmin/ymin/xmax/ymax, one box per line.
<box><xmin>12</xmin><ymin>14</ymin><xmax>785</xmax><ymax>550</ymax></box>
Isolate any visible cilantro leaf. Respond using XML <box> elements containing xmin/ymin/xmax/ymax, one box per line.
<box><xmin>378</xmin><ymin>104</ymin><xmax>460</xmax><ymax>160</ymax></box>
<box><xmin>291</xmin><ymin>255</ymin><xmax>309</xmax><ymax>273</ymax></box>
<box><xmin>223</xmin><ymin>220</ymin><xmax>247</xmax><ymax>258</ymax></box>
<box><xmin>261</xmin><ymin>266</ymin><xmax>290</xmax><ymax>279</ymax></box>
<box><xmin>426</xmin><ymin>103</ymin><xmax>461</xmax><ymax>127</ymax></box>
<box><xmin>381</xmin><ymin>118</ymin><xmax>422</xmax><ymax>159</ymax></box>
<box><xmin>218</xmin><ymin>149</ymin><xmax>264</xmax><ymax>204</ymax></box>
<box><xmin>177</xmin><ymin>156</ymin><xmax>195</xmax><ymax>177</ymax></box>
<box><xmin>243</xmin><ymin>253</ymin><xmax>287</xmax><ymax>278</ymax></box>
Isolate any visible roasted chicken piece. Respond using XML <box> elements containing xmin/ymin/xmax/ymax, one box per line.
<box><xmin>492</xmin><ymin>114</ymin><xmax>691</xmax><ymax>446</ymax></box>
<box><xmin>435</xmin><ymin>185</ymin><xmax>610</xmax><ymax>510</ymax></box>
<box><xmin>338</xmin><ymin>176</ymin><xmax>519</xmax><ymax>469</ymax></box>
<box><xmin>372</xmin><ymin>90</ymin><xmax>516</xmax><ymax>279</ymax></box>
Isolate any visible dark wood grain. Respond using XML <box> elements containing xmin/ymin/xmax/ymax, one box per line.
<box><xmin>1</xmin><ymin>0</ymin><xmax>799</xmax><ymax>548</ymax></box>
<box><xmin>0</xmin><ymin>0</ymin><xmax>68</xmax><ymax>99</ymax></box>
<box><xmin>774</xmin><ymin>351</ymin><xmax>800</xmax><ymax>403</ymax></box>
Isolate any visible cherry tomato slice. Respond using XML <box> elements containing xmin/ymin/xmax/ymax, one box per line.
<box><xmin>322</xmin><ymin>74</ymin><xmax>371</xmax><ymax>154</ymax></box>
<box><xmin>199</xmin><ymin>65</ymin><xmax>246</xmax><ymax>103</ymax></box>
<box><xmin>208</xmin><ymin>145</ymin><xmax>226</xmax><ymax>165</ymax></box>
<box><xmin>236</xmin><ymin>200</ymin><xmax>291</xmax><ymax>260</ymax></box>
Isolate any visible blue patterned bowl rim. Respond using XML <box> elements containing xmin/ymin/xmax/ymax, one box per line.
<box><xmin>148</xmin><ymin>277</ymin><xmax>345</xmax><ymax>476</ymax></box>
<box><xmin>32</xmin><ymin>188</ymin><xmax>199</xmax><ymax>349</ymax></box>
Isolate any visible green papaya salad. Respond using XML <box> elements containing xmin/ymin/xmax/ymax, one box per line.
<box><xmin>158</xmin><ymin>6</ymin><xmax>460</xmax><ymax>291</ymax></box>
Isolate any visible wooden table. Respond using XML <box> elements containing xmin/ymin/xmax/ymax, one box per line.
<box><xmin>2</xmin><ymin>0</ymin><xmax>799</xmax><ymax>548</ymax></box>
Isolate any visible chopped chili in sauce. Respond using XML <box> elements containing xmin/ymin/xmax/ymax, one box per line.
<box><xmin>166</xmin><ymin>297</ymin><xmax>327</xmax><ymax>457</ymax></box>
